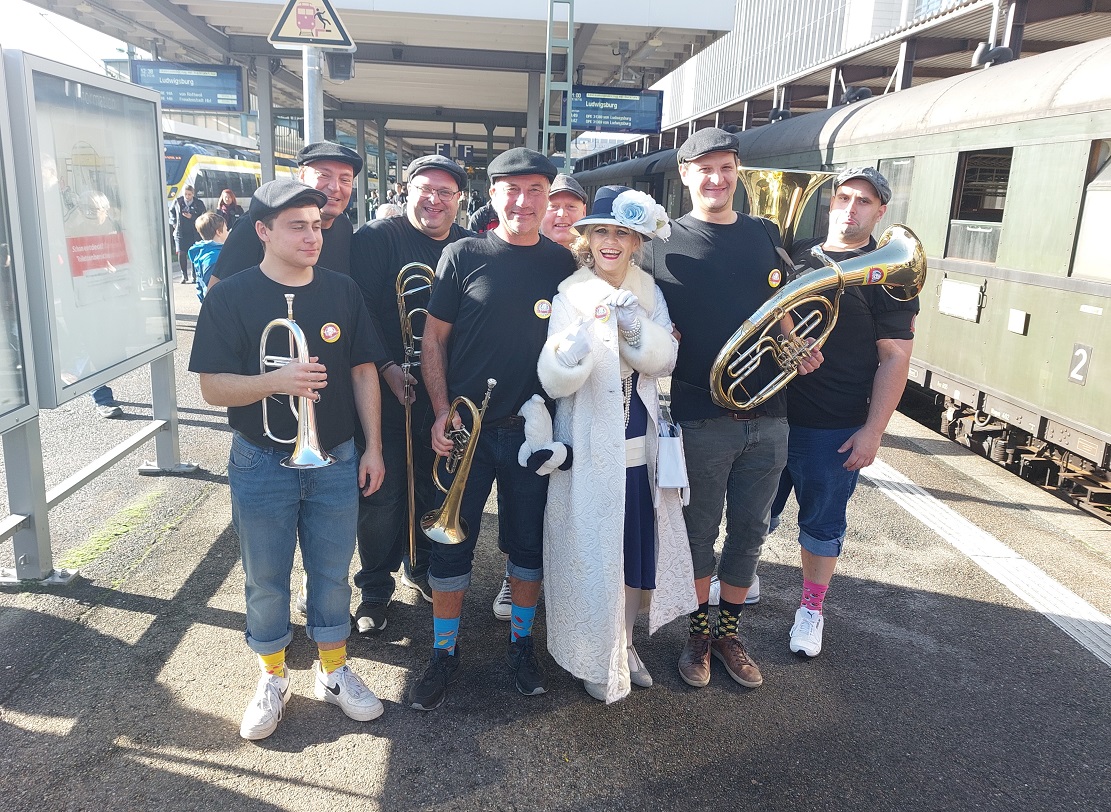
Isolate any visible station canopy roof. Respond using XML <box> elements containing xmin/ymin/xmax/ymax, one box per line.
<box><xmin>32</xmin><ymin>0</ymin><xmax>737</xmax><ymax>160</ymax></box>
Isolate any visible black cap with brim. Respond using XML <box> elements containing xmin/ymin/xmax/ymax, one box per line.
<box><xmin>487</xmin><ymin>148</ymin><xmax>558</xmax><ymax>183</ymax></box>
<box><xmin>676</xmin><ymin>127</ymin><xmax>740</xmax><ymax>163</ymax></box>
<box><xmin>296</xmin><ymin>141</ymin><xmax>364</xmax><ymax>174</ymax></box>
<box><xmin>250</xmin><ymin>179</ymin><xmax>328</xmax><ymax>222</ymax></box>
<box><xmin>407</xmin><ymin>154</ymin><xmax>469</xmax><ymax>191</ymax></box>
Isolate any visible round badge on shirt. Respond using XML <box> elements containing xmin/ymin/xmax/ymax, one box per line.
<box><xmin>768</xmin><ymin>269</ymin><xmax>782</xmax><ymax>288</ymax></box>
<box><xmin>321</xmin><ymin>323</ymin><xmax>341</xmax><ymax>343</ymax></box>
<box><xmin>534</xmin><ymin>299</ymin><xmax>552</xmax><ymax>319</ymax></box>
<box><xmin>594</xmin><ymin>304</ymin><xmax>611</xmax><ymax>322</ymax></box>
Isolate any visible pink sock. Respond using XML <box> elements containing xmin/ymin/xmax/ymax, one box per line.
<box><xmin>801</xmin><ymin>579</ymin><xmax>828</xmax><ymax>612</ymax></box>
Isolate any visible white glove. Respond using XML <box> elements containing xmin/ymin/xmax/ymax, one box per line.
<box><xmin>604</xmin><ymin>290</ymin><xmax>640</xmax><ymax>331</ymax></box>
<box><xmin>554</xmin><ymin>319</ymin><xmax>592</xmax><ymax>367</ymax></box>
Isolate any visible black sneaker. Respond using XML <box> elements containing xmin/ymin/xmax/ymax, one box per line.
<box><xmin>409</xmin><ymin>648</ymin><xmax>461</xmax><ymax>711</ymax></box>
<box><xmin>354</xmin><ymin>601</ymin><xmax>388</xmax><ymax>634</ymax></box>
<box><xmin>399</xmin><ymin>568</ymin><xmax>433</xmax><ymax>603</ymax></box>
<box><xmin>506</xmin><ymin>635</ymin><xmax>547</xmax><ymax>696</ymax></box>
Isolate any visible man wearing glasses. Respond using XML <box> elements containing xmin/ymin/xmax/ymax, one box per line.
<box><xmin>348</xmin><ymin>154</ymin><xmax>472</xmax><ymax>633</ymax></box>
<box><xmin>210</xmin><ymin>142</ymin><xmax>361</xmax><ymax>285</ymax></box>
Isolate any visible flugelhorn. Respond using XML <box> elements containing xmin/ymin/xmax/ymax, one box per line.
<box><xmin>710</xmin><ymin>224</ymin><xmax>926</xmax><ymax>411</ymax></box>
<box><xmin>396</xmin><ymin>261</ymin><xmax>435</xmax><ymax>563</ymax></box>
<box><xmin>260</xmin><ymin>293</ymin><xmax>337</xmax><ymax>468</ymax></box>
<box><xmin>421</xmin><ymin>379</ymin><xmax>496</xmax><ymax>546</ymax></box>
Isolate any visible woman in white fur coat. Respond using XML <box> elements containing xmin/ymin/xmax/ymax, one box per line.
<box><xmin>537</xmin><ymin>186</ymin><xmax>698</xmax><ymax>704</ymax></box>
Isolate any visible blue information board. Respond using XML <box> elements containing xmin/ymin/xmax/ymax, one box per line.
<box><xmin>129</xmin><ymin>61</ymin><xmax>245</xmax><ymax>113</ymax></box>
<box><xmin>567</xmin><ymin>86</ymin><xmax>663</xmax><ymax>135</ymax></box>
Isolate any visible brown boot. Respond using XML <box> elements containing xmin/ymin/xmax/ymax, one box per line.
<box><xmin>678</xmin><ymin>633</ymin><xmax>712</xmax><ymax>688</ymax></box>
<box><xmin>711</xmin><ymin>634</ymin><xmax>763</xmax><ymax>688</ymax></box>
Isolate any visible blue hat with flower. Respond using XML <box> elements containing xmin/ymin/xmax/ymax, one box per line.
<box><xmin>573</xmin><ymin>185</ymin><xmax>671</xmax><ymax>240</ymax></box>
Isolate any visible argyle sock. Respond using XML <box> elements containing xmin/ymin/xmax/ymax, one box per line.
<box><xmin>510</xmin><ymin>603</ymin><xmax>536</xmax><ymax>642</ymax></box>
<box><xmin>689</xmin><ymin>602</ymin><xmax>710</xmax><ymax>636</ymax></box>
<box><xmin>801</xmin><ymin>579</ymin><xmax>828</xmax><ymax>613</ymax></box>
<box><xmin>318</xmin><ymin>643</ymin><xmax>347</xmax><ymax>674</ymax></box>
<box><xmin>434</xmin><ymin>616</ymin><xmax>460</xmax><ymax>655</ymax></box>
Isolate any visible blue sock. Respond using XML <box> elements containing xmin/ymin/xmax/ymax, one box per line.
<box><xmin>510</xmin><ymin>603</ymin><xmax>535</xmax><ymax>642</ymax></box>
<box><xmin>433</xmin><ymin>616</ymin><xmax>460</xmax><ymax>655</ymax></box>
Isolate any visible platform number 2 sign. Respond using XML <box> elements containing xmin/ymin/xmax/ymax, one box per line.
<box><xmin>1069</xmin><ymin>344</ymin><xmax>1092</xmax><ymax>386</ymax></box>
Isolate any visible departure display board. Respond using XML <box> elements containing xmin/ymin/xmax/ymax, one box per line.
<box><xmin>567</xmin><ymin>86</ymin><xmax>664</xmax><ymax>135</ymax></box>
<box><xmin>130</xmin><ymin>61</ymin><xmax>245</xmax><ymax>113</ymax></box>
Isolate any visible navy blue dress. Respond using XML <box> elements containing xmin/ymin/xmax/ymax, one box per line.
<box><xmin>623</xmin><ymin>372</ymin><xmax>657</xmax><ymax>589</ymax></box>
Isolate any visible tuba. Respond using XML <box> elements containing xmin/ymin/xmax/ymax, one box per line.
<box><xmin>396</xmin><ymin>262</ymin><xmax>435</xmax><ymax>563</ymax></box>
<box><xmin>709</xmin><ymin>224</ymin><xmax>927</xmax><ymax>411</ymax></box>
<box><xmin>421</xmin><ymin>379</ymin><xmax>496</xmax><ymax>546</ymax></box>
<box><xmin>260</xmin><ymin>293</ymin><xmax>337</xmax><ymax>468</ymax></box>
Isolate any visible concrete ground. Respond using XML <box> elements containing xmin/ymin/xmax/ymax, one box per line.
<box><xmin>1</xmin><ymin>277</ymin><xmax>1109</xmax><ymax>811</ymax></box>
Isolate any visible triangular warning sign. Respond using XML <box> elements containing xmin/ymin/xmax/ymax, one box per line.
<box><xmin>269</xmin><ymin>0</ymin><xmax>354</xmax><ymax>49</ymax></box>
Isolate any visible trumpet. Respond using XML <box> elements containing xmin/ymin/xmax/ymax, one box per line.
<box><xmin>709</xmin><ymin>224</ymin><xmax>927</xmax><ymax>411</ymax></box>
<box><xmin>260</xmin><ymin>293</ymin><xmax>337</xmax><ymax>468</ymax></box>
<box><xmin>421</xmin><ymin>378</ymin><xmax>496</xmax><ymax>546</ymax></box>
<box><xmin>396</xmin><ymin>261</ymin><xmax>435</xmax><ymax>563</ymax></box>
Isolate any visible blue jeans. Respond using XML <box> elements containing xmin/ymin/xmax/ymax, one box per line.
<box><xmin>427</xmin><ymin>423</ymin><xmax>548</xmax><ymax>592</ymax></box>
<box><xmin>228</xmin><ymin>433</ymin><xmax>359</xmax><ymax>655</ymax></box>
<box><xmin>354</xmin><ymin>395</ymin><xmax>434</xmax><ymax>604</ymax></box>
<box><xmin>771</xmin><ymin>424</ymin><xmax>862</xmax><ymax>558</ymax></box>
<box><xmin>680</xmin><ymin>414</ymin><xmax>789</xmax><ymax>588</ymax></box>
<box><xmin>91</xmin><ymin>385</ymin><xmax>115</xmax><ymax>406</ymax></box>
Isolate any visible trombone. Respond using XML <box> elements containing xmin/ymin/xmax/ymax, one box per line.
<box><xmin>260</xmin><ymin>293</ymin><xmax>337</xmax><ymax>468</ymax></box>
<box><xmin>421</xmin><ymin>379</ymin><xmax>496</xmax><ymax>546</ymax></box>
<box><xmin>396</xmin><ymin>262</ymin><xmax>435</xmax><ymax>564</ymax></box>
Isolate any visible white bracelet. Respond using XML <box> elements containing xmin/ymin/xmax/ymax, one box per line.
<box><xmin>621</xmin><ymin>318</ymin><xmax>642</xmax><ymax>348</ymax></box>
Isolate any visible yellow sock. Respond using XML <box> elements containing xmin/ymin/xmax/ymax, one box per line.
<box><xmin>259</xmin><ymin>650</ymin><xmax>286</xmax><ymax>678</ymax></box>
<box><xmin>319</xmin><ymin>644</ymin><xmax>346</xmax><ymax>674</ymax></box>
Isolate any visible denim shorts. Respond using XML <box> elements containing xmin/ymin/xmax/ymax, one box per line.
<box><xmin>228</xmin><ymin>432</ymin><xmax>359</xmax><ymax>654</ymax></box>
<box><xmin>427</xmin><ymin>424</ymin><xmax>548</xmax><ymax>592</ymax></box>
<box><xmin>680</xmin><ymin>414</ymin><xmax>788</xmax><ymax>588</ymax></box>
<box><xmin>771</xmin><ymin>424</ymin><xmax>862</xmax><ymax>558</ymax></box>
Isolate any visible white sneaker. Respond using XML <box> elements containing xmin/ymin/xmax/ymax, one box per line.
<box><xmin>789</xmin><ymin>606</ymin><xmax>825</xmax><ymax>657</ymax></box>
<box><xmin>708</xmin><ymin>574</ymin><xmax>760</xmax><ymax>606</ymax></box>
<box><xmin>492</xmin><ymin>576</ymin><xmax>512</xmax><ymax>621</ymax></box>
<box><xmin>239</xmin><ymin>672</ymin><xmax>291</xmax><ymax>740</ymax></box>
<box><xmin>295</xmin><ymin>573</ymin><xmax>308</xmax><ymax>614</ymax></box>
<box><xmin>313</xmin><ymin>663</ymin><xmax>384</xmax><ymax>721</ymax></box>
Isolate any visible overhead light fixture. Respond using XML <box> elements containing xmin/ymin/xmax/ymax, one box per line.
<box><xmin>647</xmin><ymin>37</ymin><xmax>663</xmax><ymax>48</ymax></box>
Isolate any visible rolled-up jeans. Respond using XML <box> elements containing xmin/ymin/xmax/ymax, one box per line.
<box><xmin>679</xmin><ymin>414</ymin><xmax>789</xmax><ymax>588</ymax></box>
<box><xmin>228</xmin><ymin>432</ymin><xmax>359</xmax><ymax>655</ymax></box>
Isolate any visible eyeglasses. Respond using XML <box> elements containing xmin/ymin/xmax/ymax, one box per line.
<box><xmin>410</xmin><ymin>183</ymin><xmax>460</xmax><ymax>201</ymax></box>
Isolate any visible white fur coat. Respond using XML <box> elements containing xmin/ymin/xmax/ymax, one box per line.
<box><xmin>537</xmin><ymin>264</ymin><xmax>698</xmax><ymax>703</ymax></box>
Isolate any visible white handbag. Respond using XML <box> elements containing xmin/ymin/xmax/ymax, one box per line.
<box><xmin>656</xmin><ymin>417</ymin><xmax>690</xmax><ymax>504</ymax></box>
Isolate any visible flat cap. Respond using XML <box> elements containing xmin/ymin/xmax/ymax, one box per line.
<box><xmin>249</xmin><ymin>178</ymin><xmax>328</xmax><ymax>222</ymax></box>
<box><xmin>835</xmin><ymin>166</ymin><xmax>892</xmax><ymax>204</ymax></box>
<box><xmin>296</xmin><ymin>141</ymin><xmax>364</xmax><ymax>174</ymax></box>
<box><xmin>487</xmin><ymin>147</ymin><xmax>558</xmax><ymax>183</ymax></box>
<box><xmin>549</xmin><ymin>173</ymin><xmax>588</xmax><ymax>206</ymax></box>
<box><xmin>676</xmin><ymin>127</ymin><xmax>740</xmax><ymax>163</ymax></box>
<box><xmin>407</xmin><ymin>154</ymin><xmax>469</xmax><ymax>191</ymax></box>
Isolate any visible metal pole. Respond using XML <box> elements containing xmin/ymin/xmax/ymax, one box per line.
<box><xmin>303</xmin><ymin>47</ymin><xmax>324</xmax><ymax>143</ymax></box>
<box><xmin>257</xmin><ymin>60</ymin><xmax>276</xmax><ymax>182</ymax></box>
<box><xmin>356</xmin><ymin>121</ymin><xmax>367</xmax><ymax>227</ymax></box>
<box><xmin>140</xmin><ymin>353</ymin><xmax>197</xmax><ymax>475</ymax></box>
<box><xmin>0</xmin><ymin>419</ymin><xmax>67</xmax><ymax>583</ymax></box>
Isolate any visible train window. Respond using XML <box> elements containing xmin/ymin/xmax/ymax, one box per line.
<box><xmin>947</xmin><ymin>148</ymin><xmax>1012</xmax><ymax>262</ymax></box>
<box><xmin>876</xmin><ymin>158</ymin><xmax>914</xmax><ymax>232</ymax></box>
<box><xmin>1073</xmin><ymin>145</ymin><xmax>1111</xmax><ymax>282</ymax></box>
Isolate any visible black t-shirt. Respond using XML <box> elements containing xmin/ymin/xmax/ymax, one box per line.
<box><xmin>211</xmin><ymin>214</ymin><xmax>353</xmax><ymax>281</ymax></box>
<box><xmin>427</xmin><ymin>231</ymin><xmax>575</xmax><ymax>422</ymax></box>
<box><xmin>188</xmin><ymin>266</ymin><xmax>384</xmax><ymax>450</ymax></box>
<box><xmin>350</xmin><ymin>215</ymin><xmax>473</xmax><ymax>377</ymax></box>
<box><xmin>647</xmin><ymin>213</ymin><xmax>787</xmax><ymax>421</ymax></box>
<box><xmin>785</xmin><ymin>237</ymin><xmax>919</xmax><ymax>429</ymax></box>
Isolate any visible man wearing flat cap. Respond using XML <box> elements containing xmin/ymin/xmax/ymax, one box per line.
<box><xmin>770</xmin><ymin>166</ymin><xmax>916</xmax><ymax>659</ymax></box>
<box><xmin>189</xmin><ymin>178</ymin><xmax>388</xmax><ymax>740</ymax></box>
<box><xmin>540</xmin><ymin>173</ymin><xmax>589</xmax><ymax>249</ymax></box>
<box><xmin>644</xmin><ymin>127</ymin><xmax>823</xmax><ymax>692</ymax></box>
<box><xmin>347</xmin><ymin>153</ymin><xmax>473</xmax><ymax>634</ymax></box>
<box><xmin>210</xmin><ymin>141</ymin><xmax>363</xmax><ymax>286</ymax></box>
<box><xmin>411</xmin><ymin>147</ymin><xmax>576</xmax><ymax>711</ymax></box>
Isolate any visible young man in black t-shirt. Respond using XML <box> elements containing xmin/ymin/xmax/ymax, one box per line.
<box><xmin>646</xmin><ymin>128</ymin><xmax>823</xmax><ymax>692</ymax></box>
<box><xmin>773</xmin><ymin>167</ymin><xmax>917</xmax><ymax>659</ymax></box>
<box><xmin>348</xmin><ymin>154</ymin><xmax>473</xmax><ymax>633</ymax></box>
<box><xmin>189</xmin><ymin>179</ymin><xmax>387</xmax><ymax>741</ymax></box>
<box><xmin>208</xmin><ymin>142</ymin><xmax>362</xmax><ymax>287</ymax></box>
<box><xmin>410</xmin><ymin>148</ymin><xmax>576</xmax><ymax>711</ymax></box>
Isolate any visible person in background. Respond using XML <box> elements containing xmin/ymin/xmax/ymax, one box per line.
<box><xmin>467</xmin><ymin>197</ymin><xmax>499</xmax><ymax>234</ymax></box>
<box><xmin>217</xmin><ymin>189</ymin><xmax>245</xmax><ymax>230</ymax></box>
<box><xmin>537</xmin><ymin>185</ymin><xmax>696</xmax><ymax>703</ymax></box>
<box><xmin>773</xmin><ymin>166</ymin><xmax>917</xmax><ymax>658</ymax></box>
<box><xmin>187</xmin><ymin>211</ymin><xmax>228</xmax><ymax>302</ymax></box>
<box><xmin>169</xmin><ymin>185</ymin><xmax>206</xmax><ymax>284</ymax></box>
